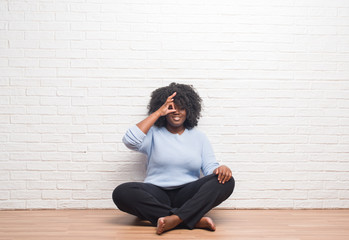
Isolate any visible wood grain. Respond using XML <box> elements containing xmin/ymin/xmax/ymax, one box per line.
<box><xmin>0</xmin><ymin>209</ymin><xmax>348</xmax><ymax>240</ymax></box>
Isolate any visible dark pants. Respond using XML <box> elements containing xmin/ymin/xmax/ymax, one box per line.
<box><xmin>112</xmin><ymin>174</ymin><xmax>235</xmax><ymax>229</ymax></box>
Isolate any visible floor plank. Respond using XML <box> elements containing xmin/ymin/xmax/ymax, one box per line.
<box><xmin>0</xmin><ymin>209</ymin><xmax>348</xmax><ymax>240</ymax></box>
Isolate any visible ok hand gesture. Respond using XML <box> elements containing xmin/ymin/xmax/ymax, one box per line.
<box><xmin>157</xmin><ymin>92</ymin><xmax>177</xmax><ymax>116</ymax></box>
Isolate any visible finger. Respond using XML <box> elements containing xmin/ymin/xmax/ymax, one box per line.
<box><xmin>163</xmin><ymin>103</ymin><xmax>176</xmax><ymax>116</ymax></box>
<box><xmin>218</xmin><ymin>170</ymin><xmax>224</xmax><ymax>183</ymax></box>
<box><xmin>168</xmin><ymin>102</ymin><xmax>174</xmax><ymax>110</ymax></box>
<box><xmin>220</xmin><ymin>170</ymin><xmax>227</xmax><ymax>184</ymax></box>
<box><xmin>167</xmin><ymin>92</ymin><xmax>177</xmax><ymax>100</ymax></box>
<box><xmin>222</xmin><ymin>172</ymin><xmax>230</xmax><ymax>184</ymax></box>
<box><xmin>215</xmin><ymin>168</ymin><xmax>219</xmax><ymax>175</ymax></box>
<box><xmin>223</xmin><ymin>172</ymin><xmax>232</xmax><ymax>184</ymax></box>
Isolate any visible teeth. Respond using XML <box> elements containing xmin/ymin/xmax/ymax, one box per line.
<box><xmin>173</xmin><ymin>117</ymin><xmax>180</xmax><ymax>121</ymax></box>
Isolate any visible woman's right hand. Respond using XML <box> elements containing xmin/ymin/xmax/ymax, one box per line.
<box><xmin>157</xmin><ymin>92</ymin><xmax>177</xmax><ymax>116</ymax></box>
<box><xmin>136</xmin><ymin>92</ymin><xmax>177</xmax><ymax>134</ymax></box>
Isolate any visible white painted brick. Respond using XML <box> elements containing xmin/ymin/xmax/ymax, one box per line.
<box><xmin>1</xmin><ymin>0</ymin><xmax>349</xmax><ymax>210</ymax></box>
<box><xmin>57</xmin><ymin>88</ymin><xmax>86</xmax><ymax>97</ymax></box>
<box><xmin>72</xmin><ymin>191</ymin><xmax>102</xmax><ymax>200</ymax></box>
<box><xmin>73</xmin><ymin>134</ymin><xmax>102</xmax><ymax>143</ymax></box>
<box><xmin>39</xmin><ymin>59</ymin><xmax>70</xmax><ymax>68</ymax></box>
<box><xmin>55</xmin><ymin>125</ymin><xmax>87</xmax><ymax>134</ymax></box>
<box><xmin>24</xmin><ymin>49</ymin><xmax>55</xmax><ymax>58</ymax></box>
<box><xmin>10</xmin><ymin>152</ymin><xmax>41</xmax><ymax>161</ymax></box>
<box><xmin>0</xmin><ymin>191</ymin><xmax>9</xmax><ymax>200</ymax></box>
<box><xmin>10</xmin><ymin>133</ymin><xmax>41</xmax><ymax>143</ymax></box>
<box><xmin>26</xmin><ymin>87</ymin><xmax>56</xmax><ymax>96</ymax></box>
<box><xmin>11</xmin><ymin>171</ymin><xmax>40</xmax><ymax>180</ymax></box>
<box><xmin>55</xmin><ymin>49</ymin><xmax>86</xmax><ymax>58</ymax></box>
<box><xmin>42</xmin><ymin>190</ymin><xmax>71</xmax><ymax>200</ymax></box>
<box><xmin>57</xmin><ymin>68</ymin><xmax>87</xmax><ymax>77</ymax></box>
<box><xmin>27</xmin><ymin>143</ymin><xmax>57</xmax><ymax>152</ymax></box>
<box><xmin>87</xmin><ymin>181</ymin><xmax>117</xmax><ymax>190</ymax></box>
<box><xmin>2</xmin><ymin>143</ymin><xmax>26</xmax><ymax>152</ymax></box>
<box><xmin>57</xmin><ymin>144</ymin><xmax>87</xmax><ymax>152</ymax></box>
<box><xmin>25</xmin><ymin>68</ymin><xmax>57</xmax><ymax>77</ymax></box>
<box><xmin>25</xmin><ymin>12</ymin><xmax>55</xmax><ymax>21</ymax></box>
<box><xmin>71</xmin><ymin>40</ymin><xmax>100</xmax><ymax>49</ymax></box>
<box><xmin>41</xmin><ymin>134</ymin><xmax>70</xmax><ymax>143</ymax></box>
<box><xmin>27</xmin><ymin>162</ymin><xmax>57</xmax><ymax>171</ymax></box>
<box><xmin>42</xmin><ymin>116</ymin><xmax>72</xmax><ymax>124</ymax></box>
<box><xmin>323</xmin><ymin>200</ymin><xmax>349</xmax><ymax>208</ymax></box>
<box><xmin>9</xmin><ymin>59</ymin><xmax>39</xmax><ymax>67</ymax></box>
<box><xmin>0</xmin><ymin>201</ymin><xmax>26</xmax><ymax>210</ymax></box>
<box><xmin>9</xmin><ymin>21</ymin><xmax>38</xmax><ymax>31</ymax></box>
<box><xmin>71</xmin><ymin>173</ymin><xmax>101</xmax><ymax>181</ymax></box>
<box><xmin>27</xmin><ymin>200</ymin><xmax>57</xmax><ymax>209</ymax></box>
<box><xmin>87</xmin><ymin>144</ymin><xmax>116</xmax><ymax>152</ymax></box>
<box><xmin>57</xmin><ymin>200</ymin><xmax>87</xmax><ymax>209</ymax></box>
<box><xmin>27</xmin><ymin>181</ymin><xmax>57</xmax><ymax>190</ymax></box>
<box><xmin>87</xmin><ymin>125</ymin><xmax>117</xmax><ymax>134</ymax></box>
<box><xmin>0</xmin><ymin>105</ymin><xmax>25</xmax><ymax>115</ymax></box>
<box><xmin>55</xmin><ymin>31</ymin><xmax>84</xmax><ymax>41</ymax></box>
<box><xmin>41</xmin><ymin>172</ymin><xmax>70</xmax><ymax>180</ymax></box>
<box><xmin>11</xmin><ymin>96</ymin><xmax>40</xmax><ymax>105</ymax></box>
<box><xmin>0</xmin><ymin>171</ymin><xmax>9</xmax><ymax>180</ymax></box>
<box><xmin>58</xmin><ymin>106</ymin><xmax>87</xmax><ymax>115</ymax></box>
<box><xmin>72</xmin><ymin>115</ymin><xmax>103</xmax><ymax>124</ymax></box>
<box><xmin>88</xmin><ymin>200</ymin><xmax>115</xmax><ymax>209</ymax></box>
<box><xmin>58</xmin><ymin>163</ymin><xmax>86</xmax><ymax>171</ymax></box>
<box><xmin>57</xmin><ymin>182</ymin><xmax>86</xmax><ymax>190</ymax></box>
<box><xmin>11</xmin><ymin>190</ymin><xmax>42</xmax><ymax>200</ymax></box>
<box><xmin>40</xmin><ymin>22</ymin><xmax>70</xmax><ymax>31</ymax></box>
<box><xmin>71</xmin><ymin>79</ymin><xmax>101</xmax><ymax>88</ymax></box>
<box><xmin>72</xmin><ymin>97</ymin><xmax>103</xmax><ymax>106</ymax></box>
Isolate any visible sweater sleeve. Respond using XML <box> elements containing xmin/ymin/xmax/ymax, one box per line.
<box><xmin>201</xmin><ymin>133</ymin><xmax>219</xmax><ymax>176</ymax></box>
<box><xmin>122</xmin><ymin>125</ymin><xmax>150</xmax><ymax>155</ymax></box>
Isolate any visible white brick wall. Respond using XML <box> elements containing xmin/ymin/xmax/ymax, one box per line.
<box><xmin>1</xmin><ymin>0</ymin><xmax>349</xmax><ymax>210</ymax></box>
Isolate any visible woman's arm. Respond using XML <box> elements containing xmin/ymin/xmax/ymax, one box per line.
<box><xmin>136</xmin><ymin>92</ymin><xmax>177</xmax><ymax>134</ymax></box>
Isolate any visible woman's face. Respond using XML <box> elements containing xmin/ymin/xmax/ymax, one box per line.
<box><xmin>166</xmin><ymin>104</ymin><xmax>187</xmax><ymax>128</ymax></box>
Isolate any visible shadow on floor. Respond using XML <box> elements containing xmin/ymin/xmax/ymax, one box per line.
<box><xmin>108</xmin><ymin>213</ymin><xmax>153</xmax><ymax>227</ymax></box>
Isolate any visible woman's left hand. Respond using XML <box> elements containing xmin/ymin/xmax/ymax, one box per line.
<box><xmin>214</xmin><ymin>165</ymin><xmax>232</xmax><ymax>184</ymax></box>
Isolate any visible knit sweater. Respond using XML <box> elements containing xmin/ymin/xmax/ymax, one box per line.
<box><xmin>122</xmin><ymin>125</ymin><xmax>219</xmax><ymax>189</ymax></box>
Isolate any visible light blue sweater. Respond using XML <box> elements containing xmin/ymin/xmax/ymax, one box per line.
<box><xmin>122</xmin><ymin>125</ymin><xmax>219</xmax><ymax>189</ymax></box>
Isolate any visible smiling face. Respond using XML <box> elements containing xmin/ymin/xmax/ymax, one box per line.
<box><xmin>165</xmin><ymin>104</ymin><xmax>187</xmax><ymax>129</ymax></box>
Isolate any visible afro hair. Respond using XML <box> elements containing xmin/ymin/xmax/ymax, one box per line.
<box><xmin>148</xmin><ymin>82</ymin><xmax>202</xmax><ymax>129</ymax></box>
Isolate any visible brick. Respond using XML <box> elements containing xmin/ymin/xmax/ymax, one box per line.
<box><xmin>57</xmin><ymin>200</ymin><xmax>87</xmax><ymax>209</ymax></box>
<box><xmin>27</xmin><ymin>181</ymin><xmax>56</xmax><ymax>190</ymax></box>
<box><xmin>1</xmin><ymin>0</ymin><xmax>349</xmax><ymax>210</ymax></box>
<box><xmin>27</xmin><ymin>200</ymin><xmax>57</xmax><ymax>209</ymax></box>
<box><xmin>0</xmin><ymin>201</ymin><xmax>26</xmax><ymax>210</ymax></box>
<box><xmin>11</xmin><ymin>190</ymin><xmax>41</xmax><ymax>200</ymax></box>
<box><xmin>27</xmin><ymin>162</ymin><xmax>57</xmax><ymax>171</ymax></box>
<box><xmin>42</xmin><ymin>190</ymin><xmax>71</xmax><ymax>199</ymax></box>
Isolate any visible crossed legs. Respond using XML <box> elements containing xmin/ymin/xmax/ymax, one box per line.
<box><xmin>112</xmin><ymin>174</ymin><xmax>235</xmax><ymax>234</ymax></box>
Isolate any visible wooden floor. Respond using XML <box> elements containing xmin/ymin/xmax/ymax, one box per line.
<box><xmin>0</xmin><ymin>209</ymin><xmax>349</xmax><ymax>240</ymax></box>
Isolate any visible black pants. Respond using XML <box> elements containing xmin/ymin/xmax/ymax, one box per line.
<box><xmin>112</xmin><ymin>174</ymin><xmax>235</xmax><ymax>229</ymax></box>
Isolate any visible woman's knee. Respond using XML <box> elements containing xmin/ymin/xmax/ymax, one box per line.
<box><xmin>226</xmin><ymin>175</ymin><xmax>235</xmax><ymax>192</ymax></box>
<box><xmin>216</xmin><ymin>175</ymin><xmax>235</xmax><ymax>194</ymax></box>
<box><xmin>112</xmin><ymin>182</ymin><xmax>133</xmax><ymax>207</ymax></box>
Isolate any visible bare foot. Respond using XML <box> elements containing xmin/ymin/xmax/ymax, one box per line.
<box><xmin>194</xmin><ymin>217</ymin><xmax>216</xmax><ymax>231</ymax></box>
<box><xmin>156</xmin><ymin>215</ymin><xmax>182</xmax><ymax>235</ymax></box>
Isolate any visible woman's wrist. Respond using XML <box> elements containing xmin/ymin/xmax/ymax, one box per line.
<box><xmin>153</xmin><ymin>110</ymin><xmax>162</xmax><ymax>118</ymax></box>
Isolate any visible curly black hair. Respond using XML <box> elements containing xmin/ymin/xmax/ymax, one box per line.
<box><xmin>148</xmin><ymin>82</ymin><xmax>202</xmax><ymax>129</ymax></box>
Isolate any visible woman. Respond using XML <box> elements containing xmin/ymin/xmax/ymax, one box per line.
<box><xmin>112</xmin><ymin>83</ymin><xmax>234</xmax><ymax>235</ymax></box>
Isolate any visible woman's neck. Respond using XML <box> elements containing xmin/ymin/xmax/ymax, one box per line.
<box><xmin>166</xmin><ymin>124</ymin><xmax>185</xmax><ymax>135</ymax></box>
